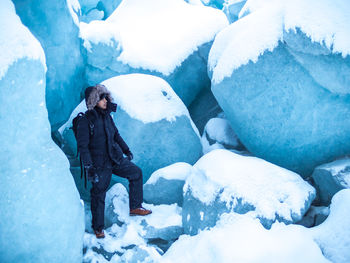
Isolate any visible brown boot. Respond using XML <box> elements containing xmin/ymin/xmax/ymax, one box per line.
<box><xmin>94</xmin><ymin>229</ymin><xmax>105</xmax><ymax>239</ymax></box>
<box><xmin>130</xmin><ymin>207</ymin><xmax>152</xmax><ymax>216</ymax></box>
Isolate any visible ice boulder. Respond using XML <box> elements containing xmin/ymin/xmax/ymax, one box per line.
<box><xmin>12</xmin><ymin>0</ymin><xmax>85</xmax><ymax>130</ymax></box>
<box><xmin>0</xmin><ymin>1</ymin><xmax>84</xmax><ymax>262</ymax></box>
<box><xmin>183</xmin><ymin>149</ymin><xmax>315</xmax><ymax>235</ymax></box>
<box><xmin>144</xmin><ymin>162</ymin><xmax>194</xmax><ymax>206</ymax></box>
<box><xmin>163</xmin><ymin>213</ymin><xmax>330</xmax><ymax>263</ymax></box>
<box><xmin>311</xmin><ymin>189</ymin><xmax>350</xmax><ymax>263</ymax></box>
<box><xmin>208</xmin><ymin>0</ymin><xmax>350</xmax><ymax>176</ymax></box>
<box><xmin>311</xmin><ymin>157</ymin><xmax>350</xmax><ymax>206</ymax></box>
<box><xmin>201</xmin><ymin>117</ymin><xmax>244</xmax><ymax>154</ymax></box>
<box><xmin>80</xmin><ymin>0</ymin><xmax>228</xmax><ymax>106</ymax></box>
<box><xmin>59</xmin><ymin>74</ymin><xmax>202</xmax><ymax>184</ymax></box>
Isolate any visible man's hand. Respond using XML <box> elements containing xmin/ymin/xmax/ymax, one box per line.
<box><xmin>85</xmin><ymin>165</ymin><xmax>99</xmax><ymax>183</ymax></box>
<box><xmin>125</xmin><ymin>150</ymin><xmax>133</xmax><ymax>161</ymax></box>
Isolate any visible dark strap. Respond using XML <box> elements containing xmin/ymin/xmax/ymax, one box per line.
<box><xmin>79</xmin><ymin>154</ymin><xmax>87</xmax><ymax>189</ymax></box>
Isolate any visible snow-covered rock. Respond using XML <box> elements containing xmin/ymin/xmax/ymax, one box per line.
<box><xmin>12</xmin><ymin>0</ymin><xmax>85</xmax><ymax>130</ymax></box>
<box><xmin>80</xmin><ymin>0</ymin><xmax>228</xmax><ymax>105</ymax></box>
<box><xmin>312</xmin><ymin>157</ymin><xmax>350</xmax><ymax>205</ymax></box>
<box><xmin>183</xmin><ymin>149</ymin><xmax>315</xmax><ymax>235</ymax></box>
<box><xmin>144</xmin><ymin>162</ymin><xmax>194</xmax><ymax>206</ymax></box>
<box><xmin>163</xmin><ymin>213</ymin><xmax>330</xmax><ymax>263</ymax></box>
<box><xmin>311</xmin><ymin>189</ymin><xmax>350</xmax><ymax>263</ymax></box>
<box><xmin>60</xmin><ymin>74</ymin><xmax>202</xmax><ymax>183</ymax></box>
<box><xmin>0</xmin><ymin>1</ymin><xmax>84</xmax><ymax>262</ymax></box>
<box><xmin>208</xmin><ymin>0</ymin><xmax>350</xmax><ymax>176</ymax></box>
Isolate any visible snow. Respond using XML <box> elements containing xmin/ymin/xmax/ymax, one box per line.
<box><xmin>146</xmin><ymin>162</ymin><xmax>193</xmax><ymax>185</ymax></box>
<box><xmin>185</xmin><ymin>149</ymin><xmax>315</xmax><ymax>221</ymax></box>
<box><xmin>162</xmin><ymin>213</ymin><xmax>330</xmax><ymax>263</ymax></box>
<box><xmin>66</xmin><ymin>0</ymin><xmax>81</xmax><ymax>26</ymax></box>
<box><xmin>102</xmin><ymin>74</ymin><xmax>192</xmax><ymax>123</ymax></box>
<box><xmin>59</xmin><ymin>73</ymin><xmax>195</xmax><ymax>134</ymax></box>
<box><xmin>311</xmin><ymin>189</ymin><xmax>350</xmax><ymax>263</ymax></box>
<box><xmin>209</xmin><ymin>0</ymin><xmax>350</xmax><ymax>83</ymax></box>
<box><xmin>79</xmin><ymin>20</ymin><xmax>122</xmax><ymax>52</ymax></box>
<box><xmin>0</xmin><ymin>0</ymin><xmax>46</xmax><ymax>80</ymax></box>
<box><xmin>80</xmin><ymin>0</ymin><xmax>228</xmax><ymax>75</ymax></box>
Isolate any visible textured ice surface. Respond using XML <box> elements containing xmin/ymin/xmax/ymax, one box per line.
<box><xmin>188</xmin><ymin>86</ymin><xmax>222</xmax><ymax>134</ymax></box>
<box><xmin>201</xmin><ymin>117</ymin><xmax>244</xmax><ymax>154</ymax></box>
<box><xmin>13</xmin><ymin>0</ymin><xmax>85</xmax><ymax>130</ymax></box>
<box><xmin>80</xmin><ymin>0</ymin><xmax>228</xmax><ymax>105</ymax></box>
<box><xmin>0</xmin><ymin>2</ymin><xmax>84</xmax><ymax>262</ymax></box>
<box><xmin>144</xmin><ymin>162</ymin><xmax>194</xmax><ymax>206</ymax></box>
<box><xmin>311</xmin><ymin>189</ymin><xmax>350</xmax><ymax>263</ymax></box>
<box><xmin>209</xmin><ymin>0</ymin><xmax>350</xmax><ymax>176</ymax></box>
<box><xmin>312</xmin><ymin>157</ymin><xmax>350</xmax><ymax>205</ymax></box>
<box><xmin>163</xmin><ymin>213</ymin><xmax>330</xmax><ymax>263</ymax></box>
<box><xmin>59</xmin><ymin>74</ymin><xmax>202</xmax><ymax>183</ymax></box>
<box><xmin>182</xmin><ymin>149</ymin><xmax>315</xmax><ymax>235</ymax></box>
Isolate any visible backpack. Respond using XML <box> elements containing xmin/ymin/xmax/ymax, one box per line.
<box><xmin>71</xmin><ymin>112</ymin><xmax>94</xmax><ymax>188</ymax></box>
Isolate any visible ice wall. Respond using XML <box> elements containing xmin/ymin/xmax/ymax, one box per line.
<box><xmin>12</xmin><ymin>0</ymin><xmax>86</xmax><ymax>130</ymax></box>
<box><xmin>0</xmin><ymin>2</ymin><xmax>84</xmax><ymax>262</ymax></box>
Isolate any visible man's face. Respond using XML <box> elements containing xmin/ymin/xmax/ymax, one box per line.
<box><xmin>97</xmin><ymin>96</ymin><xmax>107</xmax><ymax>110</ymax></box>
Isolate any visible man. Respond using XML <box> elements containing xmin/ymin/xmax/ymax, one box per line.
<box><xmin>77</xmin><ymin>84</ymin><xmax>152</xmax><ymax>239</ymax></box>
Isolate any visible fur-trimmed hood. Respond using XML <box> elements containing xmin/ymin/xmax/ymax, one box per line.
<box><xmin>85</xmin><ymin>84</ymin><xmax>113</xmax><ymax>111</ymax></box>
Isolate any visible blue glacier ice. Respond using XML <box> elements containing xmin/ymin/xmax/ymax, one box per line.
<box><xmin>311</xmin><ymin>157</ymin><xmax>350</xmax><ymax>206</ymax></box>
<box><xmin>80</xmin><ymin>0</ymin><xmax>228</xmax><ymax>106</ymax></box>
<box><xmin>144</xmin><ymin>162</ymin><xmax>194</xmax><ymax>206</ymax></box>
<box><xmin>182</xmin><ymin>150</ymin><xmax>315</xmax><ymax>235</ymax></box>
<box><xmin>223</xmin><ymin>0</ymin><xmax>246</xmax><ymax>23</ymax></box>
<box><xmin>59</xmin><ymin>74</ymin><xmax>202</xmax><ymax>185</ymax></box>
<box><xmin>79</xmin><ymin>0</ymin><xmax>122</xmax><ymax>22</ymax></box>
<box><xmin>209</xmin><ymin>0</ymin><xmax>350</xmax><ymax>176</ymax></box>
<box><xmin>0</xmin><ymin>2</ymin><xmax>84</xmax><ymax>262</ymax></box>
<box><xmin>188</xmin><ymin>86</ymin><xmax>223</xmax><ymax>134</ymax></box>
<box><xmin>12</xmin><ymin>0</ymin><xmax>86</xmax><ymax>130</ymax></box>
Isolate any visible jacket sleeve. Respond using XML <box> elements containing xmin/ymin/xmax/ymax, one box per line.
<box><xmin>76</xmin><ymin>116</ymin><xmax>93</xmax><ymax>166</ymax></box>
<box><xmin>111</xmin><ymin>117</ymin><xmax>130</xmax><ymax>153</ymax></box>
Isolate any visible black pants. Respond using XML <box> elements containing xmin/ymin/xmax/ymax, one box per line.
<box><xmin>90</xmin><ymin>158</ymin><xmax>143</xmax><ymax>231</ymax></box>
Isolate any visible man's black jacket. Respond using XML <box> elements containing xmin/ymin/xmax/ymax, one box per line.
<box><xmin>76</xmin><ymin>102</ymin><xmax>129</xmax><ymax>169</ymax></box>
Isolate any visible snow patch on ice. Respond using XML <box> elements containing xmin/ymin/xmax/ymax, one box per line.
<box><xmin>0</xmin><ymin>0</ymin><xmax>46</xmax><ymax>80</ymax></box>
<box><xmin>66</xmin><ymin>0</ymin><xmax>81</xmax><ymax>26</ymax></box>
<box><xmin>185</xmin><ymin>149</ymin><xmax>315</xmax><ymax>221</ymax></box>
<box><xmin>209</xmin><ymin>0</ymin><xmax>350</xmax><ymax>83</ymax></box>
<box><xmin>80</xmin><ymin>0</ymin><xmax>228</xmax><ymax>75</ymax></box>
<box><xmin>146</xmin><ymin>162</ymin><xmax>193</xmax><ymax>185</ymax></box>
<box><xmin>102</xmin><ymin>74</ymin><xmax>193</xmax><ymax>124</ymax></box>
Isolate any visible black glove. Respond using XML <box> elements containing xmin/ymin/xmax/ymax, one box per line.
<box><xmin>125</xmin><ymin>150</ymin><xmax>133</xmax><ymax>161</ymax></box>
<box><xmin>85</xmin><ymin>165</ymin><xmax>99</xmax><ymax>183</ymax></box>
